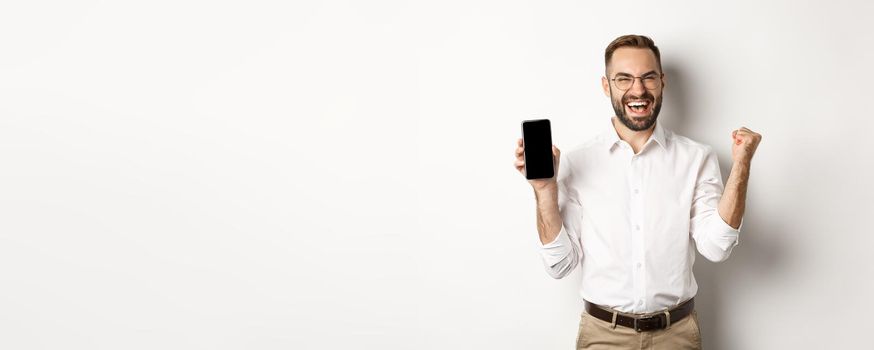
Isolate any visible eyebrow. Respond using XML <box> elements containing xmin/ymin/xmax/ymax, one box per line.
<box><xmin>615</xmin><ymin>70</ymin><xmax>659</xmax><ymax>77</ymax></box>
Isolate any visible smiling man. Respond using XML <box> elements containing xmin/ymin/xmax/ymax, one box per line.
<box><xmin>514</xmin><ymin>35</ymin><xmax>762</xmax><ymax>349</ymax></box>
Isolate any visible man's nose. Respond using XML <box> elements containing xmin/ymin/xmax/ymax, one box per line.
<box><xmin>628</xmin><ymin>77</ymin><xmax>646</xmax><ymax>95</ymax></box>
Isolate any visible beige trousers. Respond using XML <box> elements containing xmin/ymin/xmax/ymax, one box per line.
<box><xmin>575</xmin><ymin>309</ymin><xmax>702</xmax><ymax>350</ymax></box>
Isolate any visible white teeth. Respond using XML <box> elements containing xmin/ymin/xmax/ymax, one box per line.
<box><xmin>627</xmin><ymin>101</ymin><xmax>647</xmax><ymax>107</ymax></box>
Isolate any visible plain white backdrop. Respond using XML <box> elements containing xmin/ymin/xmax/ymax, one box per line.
<box><xmin>1</xmin><ymin>1</ymin><xmax>872</xmax><ymax>349</ymax></box>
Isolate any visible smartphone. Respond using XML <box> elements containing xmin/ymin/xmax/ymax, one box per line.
<box><xmin>521</xmin><ymin>119</ymin><xmax>555</xmax><ymax>180</ymax></box>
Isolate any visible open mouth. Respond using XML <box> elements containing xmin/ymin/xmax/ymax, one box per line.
<box><xmin>625</xmin><ymin>100</ymin><xmax>651</xmax><ymax>116</ymax></box>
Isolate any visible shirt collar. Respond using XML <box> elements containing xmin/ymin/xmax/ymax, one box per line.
<box><xmin>605</xmin><ymin>117</ymin><xmax>667</xmax><ymax>152</ymax></box>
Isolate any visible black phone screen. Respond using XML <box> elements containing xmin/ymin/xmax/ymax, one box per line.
<box><xmin>522</xmin><ymin>119</ymin><xmax>554</xmax><ymax>180</ymax></box>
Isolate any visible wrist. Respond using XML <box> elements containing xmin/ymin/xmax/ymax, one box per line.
<box><xmin>732</xmin><ymin>159</ymin><xmax>751</xmax><ymax>169</ymax></box>
<box><xmin>731</xmin><ymin>160</ymin><xmax>751</xmax><ymax>176</ymax></box>
<box><xmin>532</xmin><ymin>181</ymin><xmax>558</xmax><ymax>198</ymax></box>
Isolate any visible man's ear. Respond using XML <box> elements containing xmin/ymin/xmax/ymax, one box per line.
<box><xmin>660</xmin><ymin>73</ymin><xmax>666</xmax><ymax>89</ymax></box>
<box><xmin>601</xmin><ymin>76</ymin><xmax>610</xmax><ymax>97</ymax></box>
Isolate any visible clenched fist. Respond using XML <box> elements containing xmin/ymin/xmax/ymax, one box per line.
<box><xmin>731</xmin><ymin>127</ymin><xmax>762</xmax><ymax>165</ymax></box>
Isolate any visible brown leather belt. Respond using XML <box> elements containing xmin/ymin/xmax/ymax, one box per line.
<box><xmin>584</xmin><ymin>298</ymin><xmax>695</xmax><ymax>332</ymax></box>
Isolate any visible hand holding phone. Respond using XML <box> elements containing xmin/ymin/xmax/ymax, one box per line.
<box><xmin>515</xmin><ymin>119</ymin><xmax>560</xmax><ymax>188</ymax></box>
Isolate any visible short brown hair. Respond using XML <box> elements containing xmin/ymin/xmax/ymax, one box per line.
<box><xmin>604</xmin><ymin>35</ymin><xmax>662</xmax><ymax>74</ymax></box>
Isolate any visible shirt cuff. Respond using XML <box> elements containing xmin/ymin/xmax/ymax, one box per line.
<box><xmin>539</xmin><ymin>226</ymin><xmax>572</xmax><ymax>267</ymax></box>
<box><xmin>712</xmin><ymin>215</ymin><xmax>742</xmax><ymax>251</ymax></box>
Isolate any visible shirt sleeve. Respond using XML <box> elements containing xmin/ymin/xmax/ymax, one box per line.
<box><xmin>537</xmin><ymin>154</ymin><xmax>584</xmax><ymax>279</ymax></box>
<box><xmin>689</xmin><ymin>146</ymin><xmax>741</xmax><ymax>263</ymax></box>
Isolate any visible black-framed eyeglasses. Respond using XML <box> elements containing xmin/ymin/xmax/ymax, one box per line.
<box><xmin>610</xmin><ymin>74</ymin><xmax>663</xmax><ymax>91</ymax></box>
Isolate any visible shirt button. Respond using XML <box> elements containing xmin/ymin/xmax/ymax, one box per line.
<box><xmin>634</xmin><ymin>189</ymin><xmax>639</xmax><ymax>194</ymax></box>
<box><xmin>636</xmin><ymin>262</ymin><xmax>642</xmax><ymax>269</ymax></box>
<box><xmin>638</xmin><ymin>300</ymin><xmax>644</xmax><ymax>306</ymax></box>
<box><xmin>635</xmin><ymin>224</ymin><xmax>641</xmax><ymax>231</ymax></box>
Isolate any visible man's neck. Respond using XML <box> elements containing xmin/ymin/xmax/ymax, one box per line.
<box><xmin>611</xmin><ymin>116</ymin><xmax>654</xmax><ymax>155</ymax></box>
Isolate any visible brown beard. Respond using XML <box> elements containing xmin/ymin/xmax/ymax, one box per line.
<box><xmin>610</xmin><ymin>89</ymin><xmax>663</xmax><ymax>131</ymax></box>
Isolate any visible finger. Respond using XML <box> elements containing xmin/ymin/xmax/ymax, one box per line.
<box><xmin>736</xmin><ymin>135</ymin><xmax>757</xmax><ymax>145</ymax></box>
<box><xmin>736</xmin><ymin>129</ymin><xmax>756</xmax><ymax>138</ymax></box>
<box><xmin>517</xmin><ymin>138</ymin><xmax>523</xmax><ymax>147</ymax></box>
<box><xmin>515</xmin><ymin>160</ymin><xmax>525</xmax><ymax>167</ymax></box>
<box><xmin>738</xmin><ymin>132</ymin><xmax>752</xmax><ymax>140</ymax></box>
<box><xmin>516</xmin><ymin>146</ymin><xmax>524</xmax><ymax>156</ymax></box>
<box><xmin>737</xmin><ymin>129</ymin><xmax>757</xmax><ymax>138</ymax></box>
<box><xmin>733</xmin><ymin>130</ymin><xmax>743</xmax><ymax>144</ymax></box>
<box><xmin>553</xmin><ymin>145</ymin><xmax>560</xmax><ymax>156</ymax></box>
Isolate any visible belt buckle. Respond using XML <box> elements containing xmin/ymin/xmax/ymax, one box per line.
<box><xmin>633</xmin><ymin>315</ymin><xmax>662</xmax><ymax>332</ymax></box>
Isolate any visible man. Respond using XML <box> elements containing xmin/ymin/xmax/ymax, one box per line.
<box><xmin>513</xmin><ymin>35</ymin><xmax>761</xmax><ymax>349</ymax></box>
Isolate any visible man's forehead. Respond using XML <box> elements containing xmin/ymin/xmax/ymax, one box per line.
<box><xmin>608</xmin><ymin>47</ymin><xmax>659</xmax><ymax>75</ymax></box>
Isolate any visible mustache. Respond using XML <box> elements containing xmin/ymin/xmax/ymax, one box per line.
<box><xmin>621</xmin><ymin>91</ymin><xmax>656</xmax><ymax>104</ymax></box>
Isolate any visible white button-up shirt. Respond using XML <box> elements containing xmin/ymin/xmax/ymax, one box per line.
<box><xmin>539</xmin><ymin>117</ymin><xmax>742</xmax><ymax>313</ymax></box>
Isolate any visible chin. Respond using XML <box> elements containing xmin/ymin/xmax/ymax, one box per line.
<box><xmin>620</xmin><ymin>115</ymin><xmax>657</xmax><ymax>131</ymax></box>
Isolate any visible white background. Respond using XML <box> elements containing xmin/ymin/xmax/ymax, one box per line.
<box><xmin>2</xmin><ymin>1</ymin><xmax>872</xmax><ymax>349</ymax></box>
